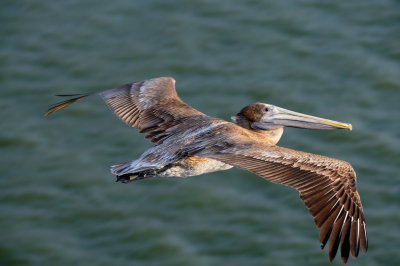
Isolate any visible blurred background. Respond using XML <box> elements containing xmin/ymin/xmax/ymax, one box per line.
<box><xmin>1</xmin><ymin>1</ymin><xmax>399</xmax><ymax>265</ymax></box>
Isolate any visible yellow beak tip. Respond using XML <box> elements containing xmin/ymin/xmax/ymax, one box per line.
<box><xmin>348</xmin><ymin>124</ymin><xmax>353</xmax><ymax>131</ymax></box>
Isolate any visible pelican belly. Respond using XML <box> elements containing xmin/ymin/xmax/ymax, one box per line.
<box><xmin>158</xmin><ymin>157</ymin><xmax>233</xmax><ymax>178</ymax></box>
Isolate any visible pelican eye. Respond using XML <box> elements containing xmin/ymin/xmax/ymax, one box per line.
<box><xmin>264</xmin><ymin>107</ymin><xmax>270</xmax><ymax>112</ymax></box>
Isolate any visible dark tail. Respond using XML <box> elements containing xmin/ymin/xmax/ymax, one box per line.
<box><xmin>45</xmin><ymin>93</ymin><xmax>92</xmax><ymax>116</ymax></box>
<box><xmin>116</xmin><ymin>170</ymin><xmax>159</xmax><ymax>183</ymax></box>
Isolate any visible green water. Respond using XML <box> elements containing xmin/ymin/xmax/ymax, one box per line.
<box><xmin>1</xmin><ymin>1</ymin><xmax>400</xmax><ymax>265</ymax></box>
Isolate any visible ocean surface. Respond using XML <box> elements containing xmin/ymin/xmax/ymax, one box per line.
<box><xmin>1</xmin><ymin>1</ymin><xmax>400</xmax><ymax>265</ymax></box>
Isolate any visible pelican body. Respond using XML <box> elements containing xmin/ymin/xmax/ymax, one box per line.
<box><xmin>46</xmin><ymin>77</ymin><xmax>367</xmax><ymax>263</ymax></box>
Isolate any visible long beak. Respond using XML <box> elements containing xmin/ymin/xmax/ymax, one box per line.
<box><xmin>267</xmin><ymin>107</ymin><xmax>352</xmax><ymax>130</ymax></box>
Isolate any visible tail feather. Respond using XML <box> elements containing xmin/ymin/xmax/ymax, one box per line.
<box><xmin>111</xmin><ymin>160</ymin><xmax>162</xmax><ymax>176</ymax></box>
<box><xmin>111</xmin><ymin>162</ymin><xmax>131</xmax><ymax>175</ymax></box>
<box><xmin>45</xmin><ymin>93</ymin><xmax>92</xmax><ymax>116</ymax></box>
<box><xmin>113</xmin><ymin>161</ymin><xmax>161</xmax><ymax>183</ymax></box>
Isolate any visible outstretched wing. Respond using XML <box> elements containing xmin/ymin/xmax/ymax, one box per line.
<box><xmin>45</xmin><ymin>77</ymin><xmax>205</xmax><ymax>144</ymax></box>
<box><xmin>196</xmin><ymin>141</ymin><xmax>367</xmax><ymax>263</ymax></box>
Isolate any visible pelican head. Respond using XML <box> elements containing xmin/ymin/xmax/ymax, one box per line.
<box><xmin>232</xmin><ymin>103</ymin><xmax>352</xmax><ymax>131</ymax></box>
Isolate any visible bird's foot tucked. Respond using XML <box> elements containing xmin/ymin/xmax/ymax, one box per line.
<box><xmin>116</xmin><ymin>169</ymin><xmax>158</xmax><ymax>183</ymax></box>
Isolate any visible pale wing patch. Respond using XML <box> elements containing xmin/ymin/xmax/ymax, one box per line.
<box><xmin>97</xmin><ymin>77</ymin><xmax>205</xmax><ymax>143</ymax></box>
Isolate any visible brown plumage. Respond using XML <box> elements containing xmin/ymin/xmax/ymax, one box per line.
<box><xmin>46</xmin><ymin>77</ymin><xmax>367</xmax><ymax>263</ymax></box>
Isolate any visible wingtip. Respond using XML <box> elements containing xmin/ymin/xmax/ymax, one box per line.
<box><xmin>361</xmin><ymin>242</ymin><xmax>368</xmax><ymax>253</ymax></box>
<box><xmin>44</xmin><ymin>94</ymin><xmax>89</xmax><ymax>116</ymax></box>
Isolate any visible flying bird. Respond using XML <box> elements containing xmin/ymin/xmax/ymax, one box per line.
<box><xmin>46</xmin><ymin>77</ymin><xmax>367</xmax><ymax>263</ymax></box>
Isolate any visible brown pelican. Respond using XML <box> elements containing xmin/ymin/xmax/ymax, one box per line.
<box><xmin>46</xmin><ymin>77</ymin><xmax>367</xmax><ymax>263</ymax></box>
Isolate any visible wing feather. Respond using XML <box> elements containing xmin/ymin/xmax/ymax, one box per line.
<box><xmin>45</xmin><ymin>77</ymin><xmax>205</xmax><ymax>144</ymax></box>
<box><xmin>199</xmin><ymin>143</ymin><xmax>367</xmax><ymax>263</ymax></box>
